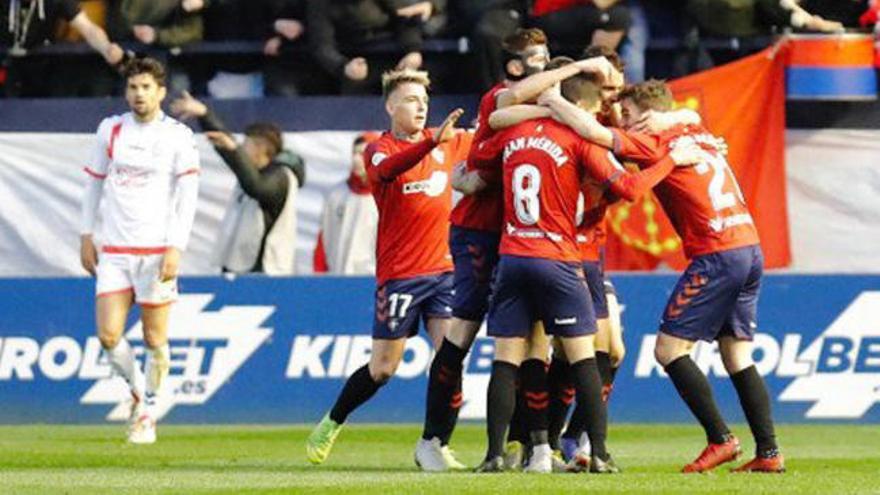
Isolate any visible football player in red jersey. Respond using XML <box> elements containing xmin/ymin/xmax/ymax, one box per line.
<box><xmin>306</xmin><ymin>69</ymin><xmax>474</xmax><ymax>470</ymax></box>
<box><xmin>549</xmin><ymin>79</ymin><xmax>783</xmax><ymax>474</ymax></box>
<box><xmin>425</xmin><ymin>29</ymin><xmax>619</xmax><ymax>470</ymax></box>
<box><xmin>468</xmin><ymin>72</ymin><xmax>700</xmax><ymax>473</ymax></box>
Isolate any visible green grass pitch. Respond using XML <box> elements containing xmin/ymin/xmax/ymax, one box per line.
<box><xmin>0</xmin><ymin>424</ymin><xmax>877</xmax><ymax>494</ymax></box>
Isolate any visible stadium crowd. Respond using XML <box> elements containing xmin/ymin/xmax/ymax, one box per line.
<box><xmin>2</xmin><ymin>0</ymin><xmax>877</xmax><ymax>97</ymax></box>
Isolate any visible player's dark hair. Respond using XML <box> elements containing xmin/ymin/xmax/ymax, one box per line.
<box><xmin>245</xmin><ymin>122</ymin><xmax>284</xmax><ymax>157</ymax></box>
<box><xmin>353</xmin><ymin>135</ymin><xmax>367</xmax><ymax>148</ymax></box>
<box><xmin>582</xmin><ymin>45</ymin><xmax>626</xmax><ymax>73</ymax></box>
<box><xmin>501</xmin><ymin>28</ymin><xmax>548</xmax><ymax>80</ymax></box>
<box><xmin>561</xmin><ymin>73</ymin><xmax>603</xmax><ymax>109</ymax></box>
<box><xmin>619</xmin><ymin>79</ymin><xmax>674</xmax><ymax>112</ymax></box>
<box><xmin>123</xmin><ymin>57</ymin><xmax>167</xmax><ymax>87</ymax></box>
<box><xmin>545</xmin><ymin>56</ymin><xmax>575</xmax><ymax>71</ymax></box>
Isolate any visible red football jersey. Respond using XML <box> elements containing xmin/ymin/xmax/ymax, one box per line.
<box><xmin>449</xmin><ymin>83</ymin><xmax>508</xmax><ymax>232</ymax></box>
<box><xmin>366</xmin><ymin>129</ymin><xmax>473</xmax><ymax>285</ymax></box>
<box><xmin>577</xmin><ymin>207</ymin><xmax>607</xmax><ymax>262</ymax></box>
<box><xmin>472</xmin><ymin>118</ymin><xmax>671</xmax><ymax>262</ymax></box>
<box><xmin>613</xmin><ymin>124</ymin><xmax>760</xmax><ymax>258</ymax></box>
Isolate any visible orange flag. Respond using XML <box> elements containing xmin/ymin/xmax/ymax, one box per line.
<box><xmin>606</xmin><ymin>46</ymin><xmax>792</xmax><ymax>270</ymax></box>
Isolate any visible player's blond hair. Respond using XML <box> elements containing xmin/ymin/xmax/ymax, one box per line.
<box><xmin>382</xmin><ymin>69</ymin><xmax>431</xmax><ymax>100</ymax></box>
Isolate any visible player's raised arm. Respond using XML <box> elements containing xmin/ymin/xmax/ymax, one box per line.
<box><xmin>497</xmin><ymin>56</ymin><xmax>618</xmax><ymax>108</ymax></box>
<box><xmin>367</xmin><ymin>108</ymin><xmax>463</xmax><ymax>183</ymax></box>
<box><xmin>487</xmin><ymin>104</ymin><xmax>553</xmax><ymax>131</ymax></box>
<box><xmin>583</xmin><ymin>141</ymin><xmax>701</xmax><ymax>202</ymax></box>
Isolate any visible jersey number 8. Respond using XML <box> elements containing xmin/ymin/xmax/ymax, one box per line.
<box><xmin>513</xmin><ymin>164</ymin><xmax>542</xmax><ymax>225</ymax></box>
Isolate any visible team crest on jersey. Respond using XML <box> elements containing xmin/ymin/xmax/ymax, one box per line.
<box><xmin>402</xmin><ymin>171</ymin><xmax>448</xmax><ymax>197</ymax></box>
<box><xmin>80</xmin><ymin>294</ymin><xmax>274</xmax><ymax>421</ymax></box>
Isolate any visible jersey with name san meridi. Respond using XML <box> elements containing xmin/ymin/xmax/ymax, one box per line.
<box><xmin>611</xmin><ymin>124</ymin><xmax>760</xmax><ymax>258</ymax></box>
<box><xmin>472</xmin><ymin>118</ymin><xmax>677</xmax><ymax>263</ymax></box>
<box><xmin>365</xmin><ymin>129</ymin><xmax>473</xmax><ymax>285</ymax></box>
<box><xmin>449</xmin><ymin>82</ymin><xmax>507</xmax><ymax>232</ymax></box>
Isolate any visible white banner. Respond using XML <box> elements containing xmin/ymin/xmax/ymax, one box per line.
<box><xmin>1</xmin><ymin>129</ymin><xmax>878</xmax><ymax>276</ymax></box>
<box><xmin>0</xmin><ymin>131</ymin><xmax>360</xmax><ymax>276</ymax></box>
<box><xmin>786</xmin><ymin>129</ymin><xmax>880</xmax><ymax>273</ymax></box>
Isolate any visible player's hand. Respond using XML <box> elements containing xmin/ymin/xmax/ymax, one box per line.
<box><xmin>160</xmin><ymin>248</ymin><xmax>181</xmax><ymax>282</ymax></box>
<box><xmin>205</xmin><ymin>131</ymin><xmax>237</xmax><ymax>151</ymax></box>
<box><xmin>80</xmin><ymin>234</ymin><xmax>98</xmax><ymax>277</ymax></box>
<box><xmin>263</xmin><ymin>36</ymin><xmax>283</xmax><ymax>57</ymax></box>
<box><xmin>434</xmin><ymin>108</ymin><xmax>464</xmax><ymax>144</ymax></box>
<box><xmin>632</xmin><ymin>110</ymin><xmax>674</xmax><ymax>134</ymax></box>
<box><xmin>396</xmin><ymin>51</ymin><xmax>423</xmax><ymax>70</ymax></box>
<box><xmin>396</xmin><ymin>1</ymin><xmax>433</xmax><ymax>21</ymax></box>
<box><xmin>170</xmin><ymin>90</ymin><xmax>208</xmax><ymax>120</ymax></box>
<box><xmin>669</xmin><ymin>142</ymin><xmax>705</xmax><ymax>167</ymax></box>
<box><xmin>103</xmin><ymin>43</ymin><xmax>124</xmax><ymax>65</ymax></box>
<box><xmin>537</xmin><ymin>83</ymin><xmax>562</xmax><ymax>107</ymax></box>
<box><xmin>274</xmin><ymin>19</ymin><xmax>304</xmax><ymax>40</ymax></box>
<box><xmin>182</xmin><ymin>0</ymin><xmax>205</xmax><ymax>12</ymax></box>
<box><xmin>132</xmin><ymin>25</ymin><xmax>157</xmax><ymax>45</ymax></box>
<box><xmin>805</xmin><ymin>15</ymin><xmax>845</xmax><ymax>33</ymax></box>
<box><xmin>345</xmin><ymin>57</ymin><xmax>368</xmax><ymax>81</ymax></box>
<box><xmin>575</xmin><ymin>56</ymin><xmax>618</xmax><ymax>83</ymax></box>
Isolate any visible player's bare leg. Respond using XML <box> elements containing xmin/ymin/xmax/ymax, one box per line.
<box><xmin>655</xmin><ymin>332</ymin><xmax>740</xmax><ymax>473</ymax></box>
<box><xmin>605</xmin><ymin>291</ymin><xmax>626</xmax><ymax>373</ymax></box>
<box><xmin>128</xmin><ymin>304</ymin><xmax>171</xmax><ymax>444</ymax></box>
<box><xmin>477</xmin><ymin>336</ymin><xmax>527</xmax><ymax>472</ymax></box>
<box><xmin>559</xmin><ymin>334</ymin><xmax>618</xmax><ymax>473</ymax></box>
<box><xmin>97</xmin><ymin>292</ymin><xmax>147</xmax><ymax>440</ymax></box>
<box><xmin>418</xmin><ymin>317</ymin><xmax>467</xmax><ymax>471</ymax></box>
<box><xmin>719</xmin><ymin>337</ymin><xmax>784</xmax><ymax>473</ymax></box>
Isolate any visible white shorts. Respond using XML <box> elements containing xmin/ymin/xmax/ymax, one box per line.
<box><xmin>96</xmin><ymin>253</ymin><xmax>178</xmax><ymax>307</ymax></box>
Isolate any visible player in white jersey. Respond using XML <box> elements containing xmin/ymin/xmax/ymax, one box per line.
<box><xmin>79</xmin><ymin>58</ymin><xmax>200</xmax><ymax>444</ymax></box>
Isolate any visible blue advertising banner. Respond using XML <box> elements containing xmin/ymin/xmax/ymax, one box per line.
<box><xmin>0</xmin><ymin>275</ymin><xmax>878</xmax><ymax>424</ymax></box>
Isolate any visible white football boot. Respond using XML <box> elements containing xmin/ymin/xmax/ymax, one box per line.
<box><xmin>523</xmin><ymin>443</ymin><xmax>553</xmax><ymax>473</ymax></box>
<box><xmin>415</xmin><ymin>437</ymin><xmax>448</xmax><ymax>472</ymax></box>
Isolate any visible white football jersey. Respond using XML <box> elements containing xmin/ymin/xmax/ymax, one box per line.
<box><xmin>84</xmin><ymin>112</ymin><xmax>199</xmax><ymax>249</ymax></box>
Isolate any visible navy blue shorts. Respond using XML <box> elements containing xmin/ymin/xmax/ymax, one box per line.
<box><xmin>373</xmin><ymin>272</ymin><xmax>454</xmax><ymax>340</ymax></box>
<box><xmin>660</xmin><ymin>245</ymin><xmax>763</xmax><ymax>342</ymax></box>
<box><xmin>582</xmin><ymin>261</ymin><xmax>609</xmax><ymax>319</ymax></box>
<box><xmin>450</xmin><ymin>226</ymin><xmax>501</xmax><ymax>321</ymax></box>
<box><xmin>488</xmin><ymin>255</ymin><xmax>596</xmax><ymax>338</ymax></box>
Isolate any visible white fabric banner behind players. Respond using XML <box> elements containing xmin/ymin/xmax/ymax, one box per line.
<box><xmin>785</xmin><ymin>129</ymin><xmax>880</xmax><ymax>273</ymax></box>
<box><xmin>0</xmin><ymin>131</ymin><xmax>359</xmax><ymax>276</ymax></box>
<box><xmin>0</xmin><ymin>129</ymin><xmax>878</xmax><ymax>276</ymax></box>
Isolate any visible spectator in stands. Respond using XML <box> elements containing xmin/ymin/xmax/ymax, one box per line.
<box><xmin>529</xmin><ymin>0</ymin><xmax>632</xmax><ymax>58</ymax></box>
<box><xmin>200</xmin><ymin>0</ymin><xmax>307</xmax><ymax>97</ymax></box>
<box><xmin>1</xmin><ymin>0</ymin><xmax>126</xmax><ymax>97</ymax></box>
<box><xmin>305</xmin><ymin>0</ymin><xmax>444</xmax><ymax>94</ymax></box>
<box><xmin>685</xmin><ymin>0</ymin><xmax>845</xmax><ymax>37</ymax></box>
<box><xmin>313</xmin><ymin>133</ymin><xmax>380</xmax><ymax>275</ymax></box>
<box><xmin>170</xmin><ymin>91</ymin><xmax>306</xmax><ymax>275</ymax></box>
<box><xmin>106</xmin><ymin>0</ymin><xmax>206</xmax><ymax>48</ymax></box>
<box><xmin>452</xmin><ymin>0</ymin><xmax>525</xmax><ymax>92</ymax></box>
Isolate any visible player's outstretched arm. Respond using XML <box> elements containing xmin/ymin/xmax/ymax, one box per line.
<box><xmin>496</xmin><ymin>57</ymin><xmax>618</xmax><ymax>109</ymax></box>
<box><xmin>368</xmin><ymin>108</ymin><xmax>463</xmax><ymax>182</ymax></box>
<box><xmin>604</xmin><ymin>142</ymin><xmax>704</xmax><ymax>201</ymax></box>
<box><xmin>488</xmin><ymin>105</ymin><xmax>553</xmax><ymax>131</ymax></box>
<box><xmin>631</xmin><ymin>109</ymin><xmax>702</xmax><ymax>134</ymax></box>
<box><xmin>542</xmin><ymin>92</ymin><xmax>614</xmax><ymax>148</ymax></box>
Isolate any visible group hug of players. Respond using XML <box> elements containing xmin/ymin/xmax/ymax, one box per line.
<box><xmin>306</xmin><ymin>28</ymin><xmax>785</xmax><ymax>475</ymax></box>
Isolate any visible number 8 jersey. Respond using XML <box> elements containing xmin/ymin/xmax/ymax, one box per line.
<box><xmin>473</xmin><ymin>118</ymin><xmax>632</xmax><ymax>263</ymax></box>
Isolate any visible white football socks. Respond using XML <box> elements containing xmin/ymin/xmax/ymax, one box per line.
<box><xmin>106</xmin><ymin>338</ymin><xmax>146</xmax><ymax>402</ymax></box>
<box><xmin>144</xmin><ymin>343</ymin><xmax>171</xmax><ymax>417</ymax></box>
